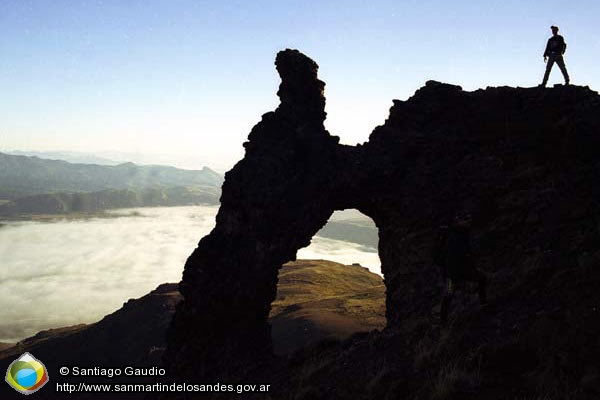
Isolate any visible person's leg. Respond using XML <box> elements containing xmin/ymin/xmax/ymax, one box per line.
<box><xmin>477</xmin><ymin>270</ymin><xmax>488</xmax><ymax>305</ymax></box>
<box><xmin>440</xmin><ymin>278</ymin><xmax>454</xmax><ymax>326</ymax></box>
<box><xmin>541</xmin><ymin>56</ymin><xmax>556</xmax><ymax>87</ymax></box>
<box><xmin>555</xmin><ymin>56</ymin><xmax>570</xmax><ymax>84</ymax></box>
<box><xmin>440</xmin><ymin>295</ymin><xmax>452</xmax><ymax>326</ymax></box>
<box><xmin>463</xmin><ymin>268</ymin><xmax>487</xmax><ymax>305</ymax></box>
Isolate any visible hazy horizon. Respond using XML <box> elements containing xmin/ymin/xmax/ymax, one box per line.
<box><xmin>2</xmin><ymin>149</ymin><xmax>227</xmax><ymax>172</ymax></box>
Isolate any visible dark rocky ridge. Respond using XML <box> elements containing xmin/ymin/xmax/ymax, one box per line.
<box><xmin>163</xmin><ymin>49</ymin><xmax>600</xmax><ymax>399</ymax></box>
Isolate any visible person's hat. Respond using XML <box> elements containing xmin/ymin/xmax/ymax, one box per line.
<box><xmin>551</xmin><ymin>25</ymin><xmax>559</xmax><ymax>30</ymax></box>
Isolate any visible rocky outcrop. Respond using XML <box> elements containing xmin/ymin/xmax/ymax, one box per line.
<box><xmin>164</xmin><ymin>49</ymin><xmax>347</xmax><ymax>386</ymax></box>
<box><xmin>164</xmin><ymin>49</ymin><xmax>600</xmax><ymax>399</ymax></box>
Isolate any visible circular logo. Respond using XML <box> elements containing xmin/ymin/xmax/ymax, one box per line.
<box><xmin>5</xmin><ymin>352</ymin><xmax>49</xmax><ymax>395</ymax></box>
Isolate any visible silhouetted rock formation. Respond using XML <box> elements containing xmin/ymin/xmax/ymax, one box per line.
<box><xmin>164</xmin><ymin>49</ymin><xmax>345</xmax><ymax>387</ymax></box>
<box><xmin>164</xmin><ymin>49</ymin><xmax>600</xmax><ymax>399</ymax></box>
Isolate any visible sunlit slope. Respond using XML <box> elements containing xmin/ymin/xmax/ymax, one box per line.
<box><xmin>270</xmin><ymin>260</ymin><xmax>385</xmax><ymax>354</ymax></box>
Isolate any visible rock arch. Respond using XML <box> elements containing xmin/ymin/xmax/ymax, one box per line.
<box><xmin>163</xmin><ymin>49</ymin><xmax>600</xmax><ymax>386</ymax></box>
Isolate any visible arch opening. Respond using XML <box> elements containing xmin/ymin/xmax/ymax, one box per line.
<box><xmin>268</xmin><ymin>209</ymin><xmax>385</xmax><ymax>355</ymax></box>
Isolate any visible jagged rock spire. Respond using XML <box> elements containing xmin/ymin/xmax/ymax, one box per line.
<box><xmin>275</xmin><ymin>48</ymin><xmax>326</xmax><ymax>122</ymax></box>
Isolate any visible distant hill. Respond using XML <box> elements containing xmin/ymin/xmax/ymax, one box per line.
<box><xmin>5</xmin><ymin>150</ymin><xmax>232</xmax><ymax>172</ymax></box>
<box><xmin>0</xmin><ymin>152</ymin><xmax>223</xmax><ymax>199</ymax></box>
<box><xmin>270</xmin><ymin>260</ymin><xmax>385</xmax><ymax>354</ymax></box>
<box><xmin>315</xmin><ymin>214</ymin><xmax>378</xmax><ymax>250</ymax></box>
<box><xmin>0</xmin><ymin>260</ymin><xmax>384</xmax><ymax>399</ymax></box>
<box><xmin>0</xmin><ymin>186</ymin><xmax>220</xmax><ymax>217</ymax></box>
<box><xmin>6</xmin><ymin>150</ymin><xmax>121</xmax><ymax>166</ymax></box>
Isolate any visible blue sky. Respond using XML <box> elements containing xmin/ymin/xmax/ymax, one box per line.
<box><xmin>1</xmin><ymin>0</ymin><xmax>598</xmax><ymax>171</ymax></box>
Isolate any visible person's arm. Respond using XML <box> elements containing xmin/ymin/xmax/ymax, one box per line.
<box><xmin>543</xmin><ymin>38</ymin><xmax>551</xmax><ymax>60</ymax></box>
<box><xmin>561</xmin><ymin>37</ymin><xmax>567</xmax><ymax>54</ymax></box>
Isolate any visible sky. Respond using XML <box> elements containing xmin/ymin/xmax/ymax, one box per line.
<box><xmin>1</xmin><ymin>0</ymin><xmax>598</xmax><ymax>171</ymax></box>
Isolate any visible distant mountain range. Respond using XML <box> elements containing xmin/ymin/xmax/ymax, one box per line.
<box><xmin>0</xmin><ymin>186</ymin><xmax>221</xmax><ymax>216</ymax></box>
<box><xmin>5</xmin><ymin>149</ymin><xmax>234</xmax><ymax>172</ymax></box>
<box><xmin>0</xmin><ymin>152</ymin><xmax>223</xmax><ymax>200</ymax></box>
<box><xmin>0</xmin><ymin>152</ymin><xmax>224</xmax><ymax>216</ymax></box>
<box><xmin>6</xmin><ymin>150</ymin><xmax>123</xmax><ymax>166</ymax></box>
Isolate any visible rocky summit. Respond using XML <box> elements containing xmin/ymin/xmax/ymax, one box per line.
<box><xmin>162</xmin><ymin>49</ymin><xmax>600</xmax><ymax>399</ymax></box>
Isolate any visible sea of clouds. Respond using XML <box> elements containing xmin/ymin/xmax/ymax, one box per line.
<box><xmin>0</xmin><ymin>206</ymin><xmax>380</xmax><ymax>342</ymax></box>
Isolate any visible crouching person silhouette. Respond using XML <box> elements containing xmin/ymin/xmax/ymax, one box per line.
<box><xmin>436</xmin><ymin>212</ymin><xmax>487</xmax><ymax>327</ymax></box>
<box><xmin>540</xmin><ymin>25</ymin><xmax>570</xmax><ymax>87</ymax></box>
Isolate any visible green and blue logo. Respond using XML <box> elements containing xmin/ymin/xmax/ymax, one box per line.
<box><xmin>5</xmin><ymin>352</ymin><xmax>49</xmax><ymax>395</ymax></box>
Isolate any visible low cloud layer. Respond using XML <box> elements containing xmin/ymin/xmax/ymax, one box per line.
<box><xmin>0</xmin><ymin>207</ymin><xmax>380</xmax><ymax>342</ymax></box>
<box><xmin>297</xmin><ymin>236</ymin><xmax>380</xmax><ymax>274</ymax></box>
<box><xmin>0</xmin><ymin>206</ymin><xmax>218</xmax><ymax>342</ymax></box>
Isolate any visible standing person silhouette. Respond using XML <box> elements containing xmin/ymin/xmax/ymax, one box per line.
<box><xmin>437</xmin><ymin>212</ymin><xmax>488</xmax><ymax>327</ymax></box>
<box><xmin>540</xmin><ymin>25</ymin><xmax>570</xmax><ymax>87</ymax></box>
